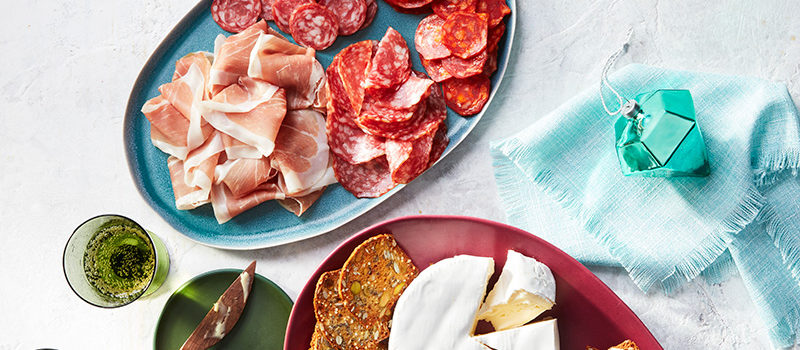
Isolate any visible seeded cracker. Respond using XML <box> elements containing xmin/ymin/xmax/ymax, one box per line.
<box><xmin>314</xmin><ymin>270</ymin><xmax>383</xmax><ymax>349</ymax></box>
<box><xmin>338</xmin><ymin>234</ymin><xmax>419</xmax><ymax>338</ymax></box>
<box><xmin>309</xmin><ymin>323</ymin><xmax>337</xmax><ymax>350</ymax></box>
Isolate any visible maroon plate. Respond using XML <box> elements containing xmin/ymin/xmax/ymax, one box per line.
<box><xmin>284</xmin><ymin>215</ymin><xmax>662</xmax><ymax>349</ymax></box>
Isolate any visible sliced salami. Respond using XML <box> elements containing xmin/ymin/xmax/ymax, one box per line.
<box><xmin>375</xmin><ymin>74</ymin><xmax>434</xmax><ymax>110</ymax></box>
<box><xmin>212</xmin><ymin>0</ymin><xmax>262</xmax><ymax>33</ymax></box>
<box><xmin>326</xmin><ymin>63</ymin><xmax>359</xmax><ymax>127</ymax></box>
<box><xmin>327</xmin><ymin>108</ymin><xmax>386</xmax><ymax>164</ymax></box>
<box><xmin>432</xmin><ymin>0</ymin><xmax>477</xmax><ymax>20</ymax></box>
<box><xmin>383</xmin><ymin>0</ymin><xmax>434</xmax><ymax>10</ymax></box>
<box><xmin>420</xmin><ymin>57</ymin><xmax>453</xmax><ymax>82</ymax></box>
<box><xmin>441</xmin><ymin>12</ymin><xmax>488</xmax><ymax>59</ymax></box>
<box><xmin>261</xmin><ymin>0</ymin><xmax>276</xmax><ymax>20</ymax></box>
<box><xmin>289</xmin><ymin>3</ymin><xmax>339</xmax><ymax>50</ymax></box>
<box><xmin>359</xmin><ymin>0</ymin><xmax>378</xmax><ymax>30</ymax></box>
<box><xmin>487</xmin><ymin>21</ymin><xmax>506</xmax><ymax>52</ymax></box>
<box><xmin>332</xmin><ymin>155</ymin><xmax>396</xmax><ymax>198</ymax></box>
<box><xmin>271</xmin><ymin>0</ymin><xmax>312</xmax><ymax>32</ymax></box>
<box><xmin>335</xmin><ymin>40</ymin><xmax>373</xmax><ymax>114</ymax></box>
<box><xmin>442</xmin><ymin>75</ymin><xmax>491</xmax><ymax>116</ymax></box>
<box><xmin>427</xmin><ymin>122</ymin><xmax>449</xmax><ymax>168</ymax></box>
<box><xmin>386</xmin><ymin>129</ymin><xmax>435</xmax><ymax>184</ymax></box>
<box><xmin>319</xmin><ymin>0</ymin><xmax>367</xmax><ymax>36</ymax></box>
<box><xmin>442</xmin><ymin>49</ymin><xmax>487</xmax><ymax>79</ymax></box>
<box><xmin>476</xmin><ymin>0</ymin><xmax>511</xmax><ymax>28</ymax></box>
<box><xmin>414</xmin><ymin>15</ymin><xmax>451</xmax><ymax>60</ymax></box>
<box><xmin>357</xmin><ymin>99</ymin><xmax>424</xmax><ymax>139</ymax></box>
<box><xmin>364</xmin><ymin>27</ymin><xmax>411</xmax><ymax>90</ymax></box>
<box><xmin>483</xmin><ymin>48</ymin><xmax>498</xmax><ymax>76</ymax></box>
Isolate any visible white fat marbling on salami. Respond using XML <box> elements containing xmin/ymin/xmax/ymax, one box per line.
<box><xmin>211</xmin><ymin>0</ymin><xmax>261</xmax><ymax>33</ymax></box>
<box><xmin>289</xmin><ymin>3</ymin><xmax>339</xmax><ymax>50</ymax></box>
<box><xmin>364</xmin><ymin>27</ymin><xmax>410</xmax><ymax>90</ymax></box>
<box><xmin>319</xmin><ymin>0</ymin><xmax>367</xmax><ymax>36</ymax></box>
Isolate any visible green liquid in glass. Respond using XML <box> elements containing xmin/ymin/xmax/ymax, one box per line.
<box><xmin>83</xmin><ymin>221</ymin><xmax>155</xmax><ymax>302</ymax></box>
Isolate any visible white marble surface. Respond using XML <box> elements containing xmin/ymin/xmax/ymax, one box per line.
<box><xmin>1</xmin><ymin>0</ymin><xmax>799</xmax><ymax>349</ymax></box>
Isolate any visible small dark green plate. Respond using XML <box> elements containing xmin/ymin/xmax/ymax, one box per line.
<box><xmin>154</xmin><ymin>269</ymin><xmax>293</xmax><ymax>349</ymax></box>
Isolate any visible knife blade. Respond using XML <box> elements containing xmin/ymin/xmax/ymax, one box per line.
<box><xmin>180</xmin><ymin>261</ymin><xmax>257</xmax><ymax>350</ymax></box>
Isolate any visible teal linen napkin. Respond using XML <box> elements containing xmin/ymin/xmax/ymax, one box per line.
<box><xmin>491</xmin><ymin>64</ymin><xmax>800</xmax><ymax>347</ymax></box>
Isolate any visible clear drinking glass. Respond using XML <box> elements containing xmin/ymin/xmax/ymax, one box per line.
<box><xmin>63</xmin><ymin>214</ymin><xmax>170</xmax><ymax>308</ymax></box>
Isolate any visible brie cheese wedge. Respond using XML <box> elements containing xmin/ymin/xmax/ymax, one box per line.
<box><xmin>388</xmin><ymin>255</ymin><xmax>494</xmax><ymax>350</ymax></box>
<box><xmin>473</xmin><ymin>319</ymin><xmax>560</xmax><ymax>350</ymax></box>
<box><xmin>477</xmin><ymin>250</ymin><xmax>556</xmax><ymax>331</ymax></box>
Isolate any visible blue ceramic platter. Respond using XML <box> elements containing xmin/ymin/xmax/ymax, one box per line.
<box><xmin>124</xmin><ymin>0</ymin><xmax>516</xmax><ymax>249</ymax></box>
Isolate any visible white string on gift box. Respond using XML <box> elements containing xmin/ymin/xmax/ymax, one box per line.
<box><xmin>599</xmin><ymin>28</ymin><xmax>637</xmax><ymax>118</ymax></box>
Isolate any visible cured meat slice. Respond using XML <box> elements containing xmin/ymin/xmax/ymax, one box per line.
<box><xmin>261</xmin><ymin>0</ymin><xmax>276</xmax><ymax>20</ymax></box>
<box><xmin>183</xmin><ymin>132</ymin><xmax>224</xmax><ymax>195</ymax></box>
<box><xmin>383</xmin><ymin>0</ymin><xmax>434</xmax><ymax>10</ymax></box>
<box><xmin>359</xmin><ymin>0</ymin><xmax>378</xmax><ymax>30</ymax></box>
<box><xmin>143</xmin><ymin>95</ymin><xmax>205</xmax><ymax>160</ymax></box>
<box><xmin>172</xmin><ymin>52</ymin><xmax>213</xmax><ymax>99</ymax></box>
<box><xmin>441</xmin><ymin>12</ymin><xmax>488</xmax><ymax>59</ymax></box>
<box><xmin>483</xmin><ymin>48</ymin><xmax>498</xmax><ymax>76</ymax></box>
<box><xmin>364</xmin><ymin>28</ymin><xmax>411</xmax><ymax>91</ymax></box>
<box><xmin>212</xmin><ymin>0</ymin><xmax>262</xmax><ymax>33</ymax></box>
<box><xmin>214</xmin><ymin>157</ymin><xmax>275</xmax><ymax>196</ymax></box>
<box><xmin>441</xmin><ymin>49</ymin><xmax>487</xmax><ymax>79</ymax></box>
<box><xmin>432</xmin><ymin>0</ymin><xmax>477</xmax><ymax>21</ymax></box>
<box><xmin>359</xmin><ymin>84</ymin><xmax>446</xmax><ymax>141</ymax></box>
<box><xmin>319</xmin><ymin>0</ymin><xmax>367</xmax><ymax>36</ymax></box>
<box><xmin>270</xmin><ymin>110</ymin><xmax>331</xmax><ymax>195</ymax></box>
<box><xmin>325</xmin><ymin>60</ymin><xmax>359</xmax><ymax>127</ymax></box>
<box><xmin>220</xmin><ymin>132</ymin><xmax>262</xmax><ymax>159</ymax></box>
<box><xmin>159</xmin><ymin>63</ymin><xmax>210</xmax><ymax>150</ymax></box>
<box><xmin>420</xmin><ymin>57</ymin><xmax>453</xmax><ymax>82</ymax></box>
<box><xmin>209</xmin><ymin>21</ymin><xmax>267</xmax><ymax>95</ymax></box>
<box><xmin>332</xmin><ymin>155</ymin><xmax>396</xmax><ymax>198</ymax></box>
<box><xmin>414</xmin><ymin>15</ymin><xmax>451</xmax><ymax>60</ymax></box>
<box><xmin>335</xmin><ymin>40</ymin><xmax>373</xmax><ymax>115</ymax></box>
<box><xmin>487</xmin><ymin>21</ymin><xmax>505</xmax><ymax>52</ymax></box>
<box><xmin>327</xmin><ymin>109</ymin><xmax>386</xmax><ymax>164</ymax></box>
<box><xmin>248</xmin><ymin>33</ymin><xmax>326</xmax><ymax>109</ymax></box>
<box><xmin>476</xmin><ymin>0</ymin><xmax>511</xmax><ymax>28</ymax></box>
<box><xmin>271</xmin><ymin>0</ymin><xmax>313</xmax><ymax>32</ymax></box>
<box><xmin>385</xmin><ymin>129</ymin><xmax>435</xmax><ymax>184</ymax></box>
<box><xmin>375</xmin><ymin>73</ymin><xmax>434</xmax><ymax>110</ymax></box>
<box><xmin>277</xmin><ymin>188</ymin><xmax>326</xmax><ymax>216</ymax></box>
<box><xmin>427</xmin><ymin>121</ymin><xmax>449</xmax><ymax>167</ymax></box>
<box><xmin>167</xmin><ymin>157</ymin><xmax>212</xmax><ymax>210</ymax></box>
<box><xmin>442</xmin><ymin>75</ymin><xmax>491</xmax><ymax>116</ymax></box>
<box><xmin>201</xmin><ymin>78</ymin><xmax>286</xmax><ymax>157</ymax></box>
<box><xmin>210</xmin><ymin>181</ymin><xmax>285</xmax><ymax>223</ymax></box>
<box><xmin>289</xmin><ymin>3</ymin><xmax>340</xmax><ymax>50</ymax></box>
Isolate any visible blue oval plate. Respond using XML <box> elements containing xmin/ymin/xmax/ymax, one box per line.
<box><xmin>124</xmin><ymin>0</ymin><xmax>516</xmax><ymax>249</ymax></box>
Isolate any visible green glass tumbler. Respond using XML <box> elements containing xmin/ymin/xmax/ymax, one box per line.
<box><xmin>63</xmin><ymin>214</ymin><xmax>170</xmax><ymax>308</ymax></box>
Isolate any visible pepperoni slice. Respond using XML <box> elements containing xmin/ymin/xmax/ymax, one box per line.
<box><xmin>476</xmin><ymin>0</ymin><xmax>511</xmax><ymax>28</ymax></box>
<box><xmin>420</xmin><ymin>57</ymin><xmax>453</xmax><ymax>82</ymax></box>
<box><xmin>261</xmin><ymin>0</ymin><xmax>276</xmax><ymax>20</ymax></box>
<box><xmin>414</xmin><ymin>15</ymin><xmax>451</xmax><ymax>60</ymax></box>
<box><xmin>388</xmin><ymin>3</ymin><xmax>433</xmax><ymax>14</ymax></box>
<box><xmin>333</xmin><ymin>155</ymin><xmax>396</xmax><ymax>198</ymax></box>
<box><xmin>336</xmin><ymin>40</ymin><xmax>373</xmax><ymax>114</ymax></box>
<box><xmin>360</xmin><ymin>0</ymin><xmax>378</xmax><ymax>30</ymax></box>
<box><xmin>384</xmin><ymin>0</ymin><xmax>434</xmax><ymax>10</ymax></box>
<box><xmin>487</xmin><ymin>21</ymin><xmax>506</xmax><ymax>52</ymax></box>
<box><xmin>427</xmin><ymin>122</ymin><xmax>449</xmax><ymax>168</ymax></box>
<box><xmin>442</xmin><ymin>75</ymin><xmax>491</xmax><ymax>116</ymax></box>
<box><xmin>483</xmin><ymin>49</ymin><xmax>498</xmax><ymax>77</ymax></box>
<box><xmin>364</xmin><ymin>28</ymin><xmax>411</xmax><ymax>90</ymax></box>
<box><xmin>441</xmin><ymin>49</ymin><xmax>487</xmax><ymax>79</ymax></box>
<box><xmin>432</xmin><ymin>0</ymin><xmax>477</xmax><ymax>20</ymax></box>
<box><xmin>386</xmin><ymin>129</ymin><xmax>435</xmax><ymax>184</ymax></box>
<box><xmin>441</xmin><ymin>12</ymin><xmax>488</xmax><ymax>59</ymax></box>
<box><xmin>212</xmin><ymin>0</ymin><xmax>262</xmax><ymax>33</ymax></box>
<box><xmin>271</xmin><ymin>0</ymin><xmax>312</xmax><ymax>32</ymax></box>
<box><xmin>327</xmin><ymin>109</ymin><xmax>386</xmax><ymax>164</ymax></box>
<box><xmin>318</xmin><ymin>0</ymin><xmax>366</xmax><ymax>36</ymax></box>
<box><xmin>290</xmin><ymin>3</ymin><xmax>339</xmax><ymax>50</ymax></box>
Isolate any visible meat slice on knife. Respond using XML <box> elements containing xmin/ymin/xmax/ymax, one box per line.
<box><xmin>209</xmin><ymin>20</ymin><xmax>268</xmax><ymax>95</ymax></box>
<box><xmin>270</xmin><ymin>109</ymin><xmax>332</xmax><ymax>196</ymax></box>
<box><xmin>201</xmin><ymin>77</ymin><xmax>287</xmax><ymax>158</ymax></box>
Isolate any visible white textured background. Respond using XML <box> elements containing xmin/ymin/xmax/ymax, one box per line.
<box><xmin>1</xmin><ymin>0</ymin><xmax>799</xmax><ymax>348</ymax></box>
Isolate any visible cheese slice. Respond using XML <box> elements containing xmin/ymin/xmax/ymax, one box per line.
<box><xmin>472</xmin><ymin>319</ymin><xmax>560</xmax><ymax>350</ymax></box>
<box><xmin>477</xmin><ymin>250</ymin><xmax>556</xmax><ymax>331</ymax></box>
<box><xmin>388</xmin><ymin>255</ymin><xmax>494</xmax><ymax>350</ymax></box>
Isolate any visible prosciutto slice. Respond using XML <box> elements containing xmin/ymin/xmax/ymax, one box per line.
<box><xmin>201</xmin><ymin>77</ymin><xmax>286</xmax><ymax>158</ymax></box>
<box><xmin>143</xmin><ymin>96</ymin><xmax>193</xmax><ymax>159</ymax></box>
<box><xmin>208</xmin><ymin>20</ymin><xmax>268</xmax><ymax>95</ymax></box>
<box><xmin>221</xmin><ymin>132</ymin><xmax>261</xmax><ymax>159</ymax></box>
<box><xmin>214</xmin><ymin>157</ymin><xmax>276</xmax><ymax>196</ymax></box>
<box><xmin>173</xmin><ymin>52</ymin><xmax>213</xmax><ymax>99</ymax></box>
<box><xmin>211</xmin><ymin>182</ymin><xmax>285</xmax><ymax>224</ymax></box>
<box><xmin>182</xmin><ymin>131</ymin><xmax>224</xmax><ymax>193</ymax></box>
<box><xmin>277</xmin><ymin>188</ymin><xmax>326</xmax><ymax>216</ymax></box>
<box><xmin>270</xmin><ymin>109</ymin><xmax>332</xmax><ymax>196</ymax></box>
<box><xmin>247</xmin><ymin>33</ymin><xmax>326</xmax><ymax>110</ymax></box>
<box><xmin>158</xmin><ymin>63</ymin><xmax>209</xmax><ymax>150</ymax></box>
<box><xmin>167</xmin><ymin>157</ymin><xmax>211</xmax><ymax>210</ymax></box>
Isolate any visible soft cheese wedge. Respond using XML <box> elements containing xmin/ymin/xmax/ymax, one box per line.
<box><xmin>473</xmin><ymin>319</ymin><xmax>560</xmax><ymax>350</ymax></box>
<box><xmin>388</xmin><ymin>255</ymin><xmax>494</xmax><ymax>350</ymax></box>
<box><xmin>477</xmin><ymin>250</ymin><xmax>556</xmax><ymax>331</ymax></box>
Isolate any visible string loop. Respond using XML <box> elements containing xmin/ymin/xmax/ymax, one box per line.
<box><xmin>600</xmin><ymin>28</ymin><xmax>634</xmax><ymax>116</ymax></box>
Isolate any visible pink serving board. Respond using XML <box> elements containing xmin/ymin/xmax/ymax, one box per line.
<box><xmin>284</xmin><ymin>215</ymin><xmax>662</xmax><ymax>349</ymax></box>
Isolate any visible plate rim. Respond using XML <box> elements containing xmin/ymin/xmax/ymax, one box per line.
<box><xmin>283</xmin><ymin>215</ymin><xmax>662</xmax><ymax>349</ymax></box>
<box><xmin>123</xmin><ymin>0</ymin><xmax>516</xmax><ymax>250</ymax></box>
<box><xmin>152</xmin><ymin>268</ymin><xmax>293</xmax><ymax>349</ymax></box>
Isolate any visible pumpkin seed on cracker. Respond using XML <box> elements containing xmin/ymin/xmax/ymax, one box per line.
<box><xmin>313</xmin><ymin>270</ymin><xmax>383</xmax><ymax>350</ymax></box>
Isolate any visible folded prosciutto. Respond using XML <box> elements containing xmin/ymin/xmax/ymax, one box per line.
<box><xmin>208</xmin><ymin>20</ymin><xmax>268</xmax><ymax>95</ymax></box>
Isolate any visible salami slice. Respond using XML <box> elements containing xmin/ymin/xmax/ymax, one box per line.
<box><xmin>414</xmin><ymin>15</ymin><xmax>451</xmax><ymax>60</ymax></box>
<box><xmin>364</xmin><ymin>28</ymin><xmax>411</xmax><ymax>90</ymax></box>
<box><xmin>357</xmin><ymin>98</ymin><xmax>424</xmax><ymax>139</ymax></box>
<box><xmin>441</xmin><ymin>12</ymin><xmax>488</xmax><ymax>59</ymax></box>
<box><xmin>375</xmin><ymin>74</ymin><xmax>434</xmax><ymax>110</ymax></box>
<box><xmin>319</xmin><ymin>0</ymin><xmax>367</xmax><ymax>36</ymax></box>
<box><xmin>388</xmin><ymin>3</ymin><xmax>433</xmax><ymax>14</ymax></box>
<box><xmin>432</xmin><ymin>0</ymin><xmax>477</xmax><ymax>20</ymax></box>
<box><xmin>333</xmin><ymin>155</ymin><xmax>396</xmax><ymax>198</ymax></box>
<box><xmin>290</xmin><ymin>3</ymin><xmax>339</xmax><ymax>50</ymax></box>
<box><xmin>442</xmin><ymin>75</ymin><xmax>491</xmax><ymax>116</ymax></box>
<box><xmin>487</xmin><ymin>21</ymin><xmax>506</xmax><ymax>52</ymax></box>
<box><xmin>326</xmin><ymin>62</ymin><xmax>359</xmax><ymax>127</ymax></box>
<box><xmin>336</xmin><ymin>41</ymin><xmax>373</xmax><ymax>114</ymax></box>
<box><xmin>441</xmin><ymin>49</ymin><xmax>487</xmax><ymax>79</ymax></box>
<box><xmin>420</xmin><ymin>57</ymin><xmax>453</xmax><ymax>82</ymax></box>
<box><xmin>212</xmin><ymin>0</ymin><xmax>262</xmax><ymax>33</ymax></box>
<box><xmin>383</xmin><ymin>0</ymin><xmax>434</xmax><ymax>10</ymax></box>
<box><xmin>386</xmin><ymin>129</ymin><xmax>435</xmax><ymax>184</ymax></box>
<box><xmin>476</xmin><ymin>0</ymin><xmax>511</xmax><ymax>28</ymax></box>
<box><xmin>271</xmin><ymin>0</ymin><xmax>312</xmax><ymax>32</ymax></box>
<box><xmin>327</xmin><ymin>110</ymin><xmax>386</xmax><ymax>164</ymax></box>
<box><xmin>427</xmin><ymin>122</ymin><xmax>449</xmax><ymax>168</ymax></box>
<box><xmin>359</xmin><ymin>0</ymin><xmax>378</xmax><ymax>30</ymax></box>
<box><xmin>261</xmin><ymin>0</ymin><xmax>276</xmax><ymax>20</ymax></box>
